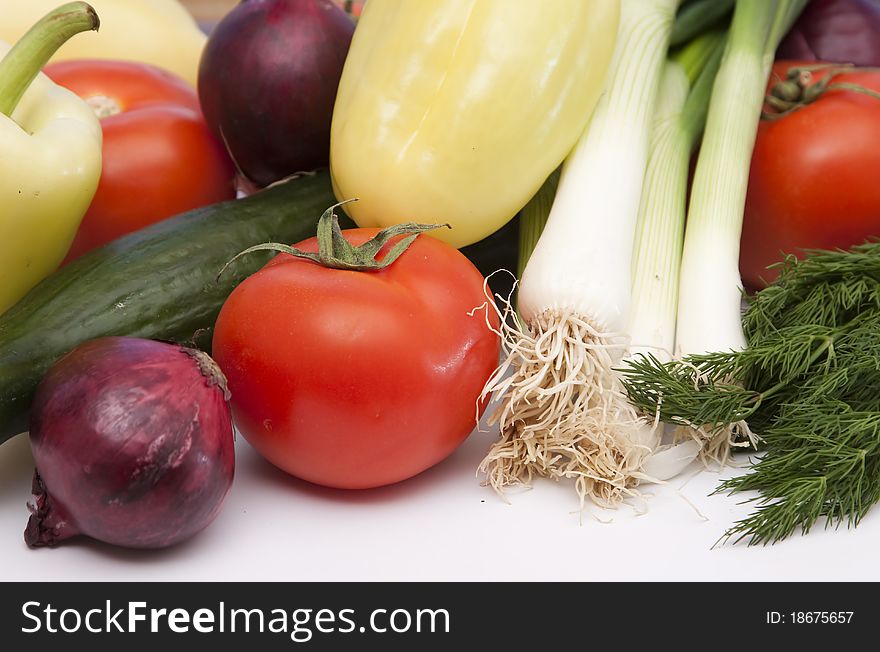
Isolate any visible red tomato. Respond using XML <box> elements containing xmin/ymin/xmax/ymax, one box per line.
<box><xmin>44</xmin><ymin>60</ymin><xmax>236</xmax><ymax>263</ymax></box>
<box><xmin>212</xmin><ymin>230</ymin><xmax>500</xmax><ymax>489</ymax></box>
<box><xmin>742</xmin><ymin>60</ymin><xmax>880</xmax><ymax>288</ymax></box>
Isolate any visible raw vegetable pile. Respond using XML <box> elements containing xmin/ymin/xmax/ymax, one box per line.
<box><xmin>0</xmin><ymin>0</ymin><xmax>878</xmax><ymax>551</ymax></box>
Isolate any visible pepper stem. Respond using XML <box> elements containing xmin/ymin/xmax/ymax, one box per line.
<box><xmin>0</xmin><ymin>2</ymin><xmax>100</xmax><ymax>118</ymax></box>
<box><xmin>219</xmin><ymin>200</ymin><xmax>451</xmax><ymax>277</ymax></box>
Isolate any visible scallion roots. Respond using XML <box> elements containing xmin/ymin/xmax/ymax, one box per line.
<box><xmin>673</xmin><ymin>421</ymin><xmax>758</xmax><ymax>469</ymax></box>
<box><xmin>480</xmin><ymin>302</ymin><xmax>658</xmax><ymax>508</ymax></box>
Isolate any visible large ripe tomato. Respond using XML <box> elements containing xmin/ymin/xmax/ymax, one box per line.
<box><xmin>44</xmin><ymin>60</ymin><xmax>236</xmax><ymax>263</ymax></box>
<box><xmin>212</xmin><ymin>227</ymin><xmax>500</xmax><ymax>490</ymax></box>
<box><xmin>741</xmin><ymin>60</ymin><xmax>880</xmax><ymax>288</ymax></box>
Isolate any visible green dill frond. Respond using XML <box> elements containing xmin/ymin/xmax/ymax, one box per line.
<box><xmin>622</xmin><ymin>239</ymin><xmax>880</xmax><ymax>545</ymax></box>
<box><xmin>620</xmin><ymin>352</ymin><xmax>757</xmax><ymax>429</ymax></box>
<box><xmin>720</xmin><ymin>476</ymin><xmax>828</xmax><ymax>546</ymax></box>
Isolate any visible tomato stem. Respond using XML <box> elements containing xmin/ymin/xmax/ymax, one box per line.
<box><xmin>218</xmin><ymin>201</ymin><xmax>450</xmax><ymax>277</ymax></box>
<box><xmin>86</xmin><ymin>94</ymin><xmax>122</xmax><ymax>119</ymax></box>
<box><xmin>763</xmin><ymin>64</ymin><xmax>880</xmax><ymax>120</ymax></box>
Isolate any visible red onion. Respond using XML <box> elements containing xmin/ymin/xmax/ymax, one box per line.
<box><xmin>25</xmin><ymin>337</ymin><xmax>235</xmax><ymax>549</ymax></box>
<box><xmin>197</xmin><ymin>0</ymin><xmax>355</xmax><ymax>188</ymax></box>
<box><xmin>777</xmin><ymin>0</ymin><xmax>880</xmax><ymax>67</ymax></box>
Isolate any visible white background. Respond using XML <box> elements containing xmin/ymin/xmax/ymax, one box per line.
<box><xmin>1</xmin><ymin>419</ymin><xmax>877</xmax><ymax>582</ymax></box>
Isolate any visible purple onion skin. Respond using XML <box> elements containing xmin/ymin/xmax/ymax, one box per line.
<box><xmin>778</xmin><ymin>0</ymin><xmax>880</xmax><ymax>67</ymax></box>
<box><xmin>197</xmin><ymin>0</ymin><xmax>355</xmax><ymax>188</ymax></box>
<box><xmin>26</xmin><ymin>337</ymin><xmax>235</xmax><ymax>550</ymax></box>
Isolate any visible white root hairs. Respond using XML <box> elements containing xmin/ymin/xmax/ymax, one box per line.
<box><xmin>670</xmin><ymin>359</ymin><xmax>761</xmax><ymax>468</ymax></box>
<box><xmin>675</xmin><ymin>421</ymin><xmax>758</xmax><ymax>469</ymax></box>
<box><xmin>477</xmin><ymin>285</ymin><xmax>658</xmax><ymax>509</ymax></box>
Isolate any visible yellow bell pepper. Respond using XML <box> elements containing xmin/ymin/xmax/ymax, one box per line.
<box><xmin>330</xmin><ymin>0</ymin><xmax>620</xmax><ymax>248</ymax></box>
<box><xmin>0</xmin><ymin>0</ymin><xmax>206</xmax><ymax>87</ymax></box>
<box><xmin>0</xmin><ymin>3</ymin><xmax>103</xmax><ymax>314</ymax></box>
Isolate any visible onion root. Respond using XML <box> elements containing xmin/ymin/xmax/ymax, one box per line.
<box><xmin>479</xmin><ymin>302</ymin><xmax>656</xmax><ymax>509</ymax></box>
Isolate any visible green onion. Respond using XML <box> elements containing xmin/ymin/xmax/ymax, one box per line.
<box><xmin>669</xmin><ymin>0</ymin><xmax>734</xmax><ymax>47</ymax></box>
<box><xmin>675</xmin><ymin>0</ymin><xmax>809</xmax><ymax>358</ymax></box>
<box><xmin>517</xmin><ymin>169</ymin><xmax>559</xmax><ymax>279</ymax></box>
<box><xmin>628</xmin><ymin>30</ymin><xmax>725</xmax><ymax>364</ymax></box>
<box><xmin>480</xmin><ymin>0</ymin><xmax>681</xmax><ymax>508</ymax></box>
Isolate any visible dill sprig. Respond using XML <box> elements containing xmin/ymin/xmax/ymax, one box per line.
<box><xmin>621</xmin><ymin>240</ymin><xmax>880</xmax><ymax>545</ymax></box>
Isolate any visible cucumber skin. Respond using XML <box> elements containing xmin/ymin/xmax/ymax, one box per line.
<box><xmin>0</xmin><ymin>170</ymin><xmax>342</xmax><ymax>444</ymax></box>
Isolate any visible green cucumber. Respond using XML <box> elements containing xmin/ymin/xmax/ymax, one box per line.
<box><xmin>0</xmin><ymin>170</ymin><xmax>343</xmax><ymax>444</ymax></box>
